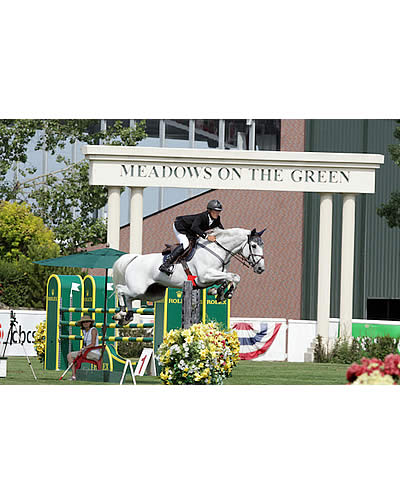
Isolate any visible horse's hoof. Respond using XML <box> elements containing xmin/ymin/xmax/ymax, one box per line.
<box><xmin>207</xmin><ymin>287</ymin><xmax>218</xmax><ymax>295</ymax></box>
<box><xmin>225</xmin><ymin>292</ymin><xmax>233</xmax><ymax>299</ymax></box>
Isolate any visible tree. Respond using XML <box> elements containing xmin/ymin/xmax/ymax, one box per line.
<box><xmin>377</xmin><ymin>121</ymin><xmax>400</xmax><ymax>226</ymax></box>
<box><xmin>0</xmin><ymin>201</ymin><xmax>75</xmax><ymax>308</ymax></box>
<box><xmin>0</xmin><ymin>119</ymin><xmax>147</xmax><ymax>253</ymax></box>
<box><xmin>30</xmin><ymin>160</ymin><xmax>109</xmax><ymax>254</ymax></box>
<box><xmin>0</xmin><ymin>200</ymin><xmax>59</xmax><ymax>261</ymax></box>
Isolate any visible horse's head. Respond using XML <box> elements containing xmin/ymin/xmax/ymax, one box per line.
<box><xmin>241</xmin><ymin>228</ymin><xmax>265</xmax><ymax>274</ymax></box>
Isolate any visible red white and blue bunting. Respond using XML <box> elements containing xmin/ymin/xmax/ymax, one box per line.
<box><xmin>233</xmin><ymin>321</ymin><xmax>283</xmax><ymax>360</ymax></box>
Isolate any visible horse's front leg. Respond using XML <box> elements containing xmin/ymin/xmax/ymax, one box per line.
<box><xmin>113</xmin><ymin>285</ymin><xmax>133</xmax><ymax>325</ymax></box>
<box><xmin>199</xmin><ymin>271</ymin><xmax>241</xmax><ymax>301</ymax></box>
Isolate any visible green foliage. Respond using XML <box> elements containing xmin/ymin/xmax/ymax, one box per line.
<box><xmin>0</xmin><ymin>119</ymin><xmax>40</xmax><ymax>199</ymax></box>
<box><xmin>356</xmin><ymin>335</ymin><xmax>400</xmax><ymax>360</ymax></box>
<box><xmin>30</xmin><ymin>160</ymin><xmax>109</xmax><ymax>253</ymax></box>
<box><xmin>0</xmin><ymin>200</ymin><xmax>83</xmax><ymax>308</ymax></box>
<box><xmin>0</xmin><ymin>201</ymin><xmax>59</xmax><ymax>261</ymax></box>
<box><xmin>0</xmin><ymin>259</ymin><xmax>31</xmax><ymax>307</ymax></box>
<box><xmin>377</xmin><ymin>120</ymin><xmax>400</xmax><ymax>226</ymax></box>
<box><xmin>0</xmin><ymin>119</ymin><xmax>147</xmax><ymax>253</ymax></box>
<box><xmin>313</xmin><ymin>334</ymin><xmax>400</xmax><ymax>364</ymax></box>
<box><xmin>313</xmin><ymin>335</ymin><xmax>327</xmax><ymax>363</ymax></box>
<box><xmin>116</xmin><ymin>330</ymin><xmax>153</xmax><ymax>358</ymax></box>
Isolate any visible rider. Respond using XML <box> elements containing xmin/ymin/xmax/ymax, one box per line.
<box><xmin>159</xmin><ymin>199</ymin><xmax>224</xmax><ymax>275</ymax></box>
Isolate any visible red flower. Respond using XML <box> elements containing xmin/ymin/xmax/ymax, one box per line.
<box><xmin>384</xmin><ymin>354</ymin><xmax>400</xmax><ymax>377</ymax></box>
<box><xmin>359</xmin><ymin>357</ymin><xmax>384</xmax><ymax>374</ymax></box>
<box><xmin>346</xmin><ymin>363</ymin><xmax>367</xmax><ymax>383</ymax></box>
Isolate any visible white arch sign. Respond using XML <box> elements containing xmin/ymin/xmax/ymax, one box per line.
<box><xmin>84</xmin><ymin>145</ymin><xmax>384</xmax><ymax>341</ymax></box>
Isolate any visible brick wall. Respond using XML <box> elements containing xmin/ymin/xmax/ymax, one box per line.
<box><xmin>120</xmin><ymin>119</ymin><xmax>306</xmax><ymax>319</ymax></box>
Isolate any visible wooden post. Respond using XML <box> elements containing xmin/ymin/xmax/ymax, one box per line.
<box><xmin>182</xmin><ymin>281</ymin><xmax>201</xmax><ymax>329</ymax></box>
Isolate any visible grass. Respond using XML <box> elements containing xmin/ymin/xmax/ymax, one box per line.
<box><xmin>0</xmin><ymin>357</ymin><xmax>349</xmax><ymax>385</ymax></box>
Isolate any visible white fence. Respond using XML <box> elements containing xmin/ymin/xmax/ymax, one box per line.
<box><xmin>2</xmin><ymin>310</ymin><xmax>395</xmax><ymax>362</ymax></box>
<box><xmin>231</xmin><ymin>317</ymin><xmax>341</xmax><ymax>362</ymax></box>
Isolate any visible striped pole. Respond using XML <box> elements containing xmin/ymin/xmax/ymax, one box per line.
<box><xmin>59</xmin><ymin>335</ymin><xmax>154</xmax><ymax>342</ymax></box>
<box><xmin>60</xmin><ymin>307</ymin><xmax>154</xmax><ymax>315</ymax></box>
<box><xmin>60</xmin><ymin>321</ymin><xmax>154</xmax><ymax>329</ymax></box>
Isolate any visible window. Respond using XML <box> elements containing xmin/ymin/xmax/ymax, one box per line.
<box><xmin>255</xmin><ymin>119</ymin><xmax>280</xmax><ymax>150</ymax></box>
<box><xmin>165</xmin><ymin>119</ymin><xmax>189</xmax><ymax>147</ymax></box>
<box><xmin>367</xmin><ymin>299</ymin><xmax>400</xmax><ymax>321</ymax></box>
<box><xmin>224</xmin><ymin>119</ymin><xmax>248</xmax><ymax>149</ymax></box>
<box><xmin>195</xmin><ymin>120</ymin><xmax>219</xmax><ymax>148</ymax></box>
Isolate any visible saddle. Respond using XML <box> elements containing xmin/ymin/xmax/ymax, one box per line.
<box><xmin>161</xmin><ymin>239</ymin><xmax>197</xmax><ymax>262</ymax></box>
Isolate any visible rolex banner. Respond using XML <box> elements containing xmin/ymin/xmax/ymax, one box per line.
<box><xmin>0</xmin><ymin>310</ymin><xmax>46</xmax><ymax>356</ymax></box>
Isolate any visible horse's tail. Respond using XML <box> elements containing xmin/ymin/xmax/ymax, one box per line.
<box><xmin>112</xmin><ymin>254</ymin><xmax>139</xmax><ymax>286</ymax></box>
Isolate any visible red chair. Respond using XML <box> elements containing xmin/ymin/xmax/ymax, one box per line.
<box><xmin>74</xmin><ymin>345</ymin><xmax>105</xmax><ymax>371</ymax></box>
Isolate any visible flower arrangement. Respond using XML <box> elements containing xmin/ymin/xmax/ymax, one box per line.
<box><xmin>33</xmin><ymin>320</ymin><xmax>46</xmax><ymax>363</ymax></box>
<box><xmin>346</xmin><ymin>353</ymin><xmax>400</xmax><ymax>385</ymax></box>
<box><xmin>157</xmin><ymin>322</ymin><xmax>240</xmax><ymax>385</ymax></box>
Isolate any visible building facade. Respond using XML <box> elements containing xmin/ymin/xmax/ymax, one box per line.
<box><xmin>119</xmin><ymin>119</ymin><xmax>400</xmax><ymax>321</ymax></box>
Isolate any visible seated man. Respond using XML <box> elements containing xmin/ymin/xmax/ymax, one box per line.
<box><xmin>67</xmin><ymin>315</ymin><xmax>101</xmax><ymax>380</ymax></box>
<box><xmin>159</xmin><ymin>199</ymin><xmax>224</xmax><ymax>275</ymax></box>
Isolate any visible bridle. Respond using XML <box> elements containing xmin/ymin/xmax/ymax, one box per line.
<box><xmin>201</xmin><ymin>234</ymin><xmax>264</xmax><ymax>270</ymax></box>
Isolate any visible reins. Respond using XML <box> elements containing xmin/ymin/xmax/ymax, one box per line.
<box><xmin>214</xmin><ymin>240</ymin><xmax>252</xmax><ymax>268</ymax></box>
<box><xmin>209</xmin><ymin>235</ymin><xmax>263</xmax><ymax>270</ymax></box>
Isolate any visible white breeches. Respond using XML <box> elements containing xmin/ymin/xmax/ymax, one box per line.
<box><xmin>173</xmin><ymin>224</ymin><xmax>190</xmax><ymax>249</ymax></box>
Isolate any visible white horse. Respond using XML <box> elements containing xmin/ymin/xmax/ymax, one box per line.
<box><xmin>112</xmin><ymin>227</ymin><xmax>265</xmax><ymax>324</ymax></box>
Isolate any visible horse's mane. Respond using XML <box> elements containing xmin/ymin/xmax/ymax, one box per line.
<box><xmin>209</xmin><ymin>227</ymin><xmax>250</xmax><ymax>239</ymax></box>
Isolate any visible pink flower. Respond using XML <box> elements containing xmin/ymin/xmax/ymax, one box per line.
<box><xmin>346</xmin><ymin>363</ymin><xmax>367</xmax><ymax>383</ymax></box>
<box><xmin>360</xmin><ymin>357</ymin><xmax>384</xmax><ymax>374</ymax></box>
<box><xmin>384</xmin><ymin>354</ymin><xmax>400</xmax><ymax>377</ymax></box>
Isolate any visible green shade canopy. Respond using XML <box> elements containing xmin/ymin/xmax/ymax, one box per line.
<box><xmin>35</xmin><ymin>247</ymin><xmax>127</xmax><ymax>340</ymax></box>
<box><xmin>34</xmin><ymin>247</ymin><xmax>126</xmax><ymax>269</ymax></box>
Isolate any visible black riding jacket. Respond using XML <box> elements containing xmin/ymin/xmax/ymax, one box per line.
<box><xmin>174</xmin><ymin>211</ymin><xmax>224</xmax><ymax>239</ymax></box>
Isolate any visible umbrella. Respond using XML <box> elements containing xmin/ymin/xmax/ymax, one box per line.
<box><xmin>35</xmin><ymin>247</ymin><xmax>127</xmax><ymax>362</ymax></box>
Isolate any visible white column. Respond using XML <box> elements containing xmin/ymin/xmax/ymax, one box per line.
<box><xmin>159</xmin><ymin>119</ymin><xmax>166</xmax><ymax>210</ymax></box>
<box><xmin>130</xmin><ymin>187</ymin><xmax>144</xmax><ymax>254</ymax></box>
<box><xmin>317</xmin><ymin>193</ymin><xmax>333</xmax><ymax>340</ymax></box>
<box><xmin>188</xmin><ymin>119</ymin><xmax>195</xmax><ymax>199</ymax></box>
<box><xmin>218</xmin><ymin>120</ymin><xmax>225</xmax><ymax>149</ymax></box>
<box><xmin>107</xmin><ymin>186</ymin><xmax>120</xmax><ymax>249</ymax></box>
<box><xmin>340</xmin><ymin>194</ymin><xmax>356</xmax><ymax>339</ymax></box>
<box><xmin>248</xmin><ymin>119</ymin><xmax>256</xmax><ymax>150</ymax></box>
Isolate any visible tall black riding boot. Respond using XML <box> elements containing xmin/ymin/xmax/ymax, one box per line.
<box><xmin>159</xmin><ymin>244</ymin><xmax>185</xmax><ymax>275</ymax></box>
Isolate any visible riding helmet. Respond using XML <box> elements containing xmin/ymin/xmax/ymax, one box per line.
<box><xmin>207</xmin><ymin>200</ymin><xmax>223</xmax><ymax>211</ymax></box>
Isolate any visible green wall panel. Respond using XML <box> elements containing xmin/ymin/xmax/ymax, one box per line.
<box><xmin>303</xmin><ymin>119</ymin><xmax>400</xmax><ymax>320</ymax></box>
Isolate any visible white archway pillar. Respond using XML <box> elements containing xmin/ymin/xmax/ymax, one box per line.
<box><xmin>317</xmin><ymin>193</ymin><xmax>333</xmax><ymax>340</ymax></box>
<box><xmin>107</xmin><ymin>186</ymin><xmax>120</xmax><ymax>249</ymax></box>
<box><xmin>340</xmin><ymin>193</ymin><xmax>356</xmax><ymax>339</ymax></box>
<box><xmin>130</xmin><ymin>187</ymin><xmax>144</xmax><ymax>254</ymax></box>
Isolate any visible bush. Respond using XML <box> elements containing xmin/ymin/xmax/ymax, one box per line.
<box><xmin>313</xmin><ymin>334</ymin><xmax>400</xmax><ymax>364</ymax></box>
<box><xmin>116</xmin><ymin>328</ymin><xmax>153</xmax><ymax>358</ymax></box>
<box><xmin>0</xmin><ymin>256</ymin><xmax>82</xmax><ymax>309</ymax></box>
<box><xmin>33</xmin><ymin>320</ymin><xmax>46</xmax><ymax>363</ymax></box>
<box><xmin>157</xmin><ymin>322</ymin><xmax>240</xmax><ymax>385</ymax></box>
<box><xmin>0</xmin><ymin>259</ymin><xmax>32</xmax><ymax>308</ymax></box>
